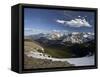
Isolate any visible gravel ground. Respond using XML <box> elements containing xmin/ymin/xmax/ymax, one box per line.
<box><xmin>24</xmin><ymin>54</ymin><xmax>73</xmax><ymax>69</ymax></box>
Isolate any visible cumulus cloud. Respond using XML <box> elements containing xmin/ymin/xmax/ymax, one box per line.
<box><xmin>56</xmin><ymin>18</ymin><xmax>91</xmax><ymax>27</ymax></box>
<box><xmin>56</xmin><ymin>20</ymin><xmax>65</xmax><ymax>24</ymax></box>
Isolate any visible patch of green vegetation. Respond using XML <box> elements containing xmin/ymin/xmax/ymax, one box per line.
<box><xmin>44</xmin><ymin>46</ymin><xmax>72</xmax><ymax>58</ymax></box>
<box><xmin>24</xmin><ymin>39</ymin><xmax>72</xmax><ymax>58</ymax></box>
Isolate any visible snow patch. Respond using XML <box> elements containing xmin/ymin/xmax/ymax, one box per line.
<box><xmin>25</xmin><ymin>51</ymin><xmax>95</xmax><ymax>66</ymax></box>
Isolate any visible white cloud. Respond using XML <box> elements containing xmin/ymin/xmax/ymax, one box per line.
<box><xmin>78</xmin><ymin>16</ymin><xmax>81</xmax><ymax>17</ymax></box>
<box><xmin>52</xmin><ymin>29</ymin><xmax>69</xmax><ymax>33</ymax></box>
<box><xmin>52</xmin><ymin>29</ymin><xmax>62</xmax><ymax>32</ymax></box>
<box><xmin>56</xmin><ymin>20</ymin><xmax>65</xmax><ymax>24</ymax></box>
<box><xmin>25</xmin><ymin>28</ymin><xmax>40</xmax><ymax>32</ymax></box>
<box><xmin>56</xmin><ymin>18</ymin><xmax>91</xmax><ymax>28</ymax></box>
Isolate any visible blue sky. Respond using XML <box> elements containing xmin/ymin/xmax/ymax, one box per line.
<box><xmin>24</xmin><ymin>8</ymin><xmax>95</xmax><ymax>35</ymax></box>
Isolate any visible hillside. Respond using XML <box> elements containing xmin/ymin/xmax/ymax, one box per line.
<box><xmin>24</xmin><ymin>39</ymin><xmax>73</xmax><ymax>69</ymax></box>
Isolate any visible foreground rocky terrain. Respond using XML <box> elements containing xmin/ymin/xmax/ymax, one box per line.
<box><xmin>24</xmin><ymin>54</ymin><xmax>73</xmax><ymax>69</ymax></box>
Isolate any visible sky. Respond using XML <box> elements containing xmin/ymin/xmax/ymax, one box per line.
<box><xmin>24</xmin><ymin>8</ymin><xmax>95</xmax><ymax>36</ymax></box>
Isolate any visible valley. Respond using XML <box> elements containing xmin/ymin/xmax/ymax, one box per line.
<box><xmin>24</xmin><ymin>32</ymin><xmax>95</xmax><ymax>69</ymax></box>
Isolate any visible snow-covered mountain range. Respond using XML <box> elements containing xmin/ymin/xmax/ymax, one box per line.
<box><xmin>62</xmin><ymin>32</ymin><xmax>94</xmax><ymax>43</ymax></box>
<box><xmin>25</xmin><ymin>32</ymin><xmax>94</xmax><ymax>44</ymax></box>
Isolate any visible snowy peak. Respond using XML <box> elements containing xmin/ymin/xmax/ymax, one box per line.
<box><xmin>26</xmin><ymin>32</ymin><xmax>94</xmax><ymax>44</ymax></box>
<box><xmin>63</xmin><ymin>32</ymin><xmax>94</xmax><ymax>44</ymax></box>
<box><xmin>46</xmin><ymin>31</ymin><xmax>63</xmax><ymax>40</ymax></box>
